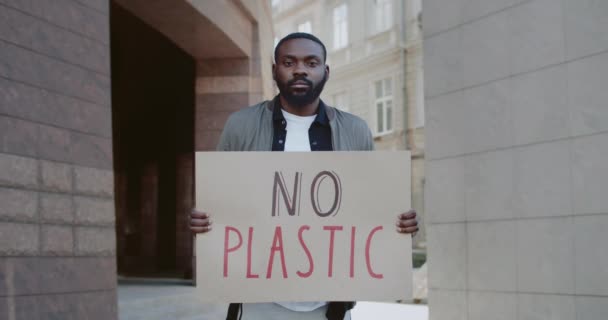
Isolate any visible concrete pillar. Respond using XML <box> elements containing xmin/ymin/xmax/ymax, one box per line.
<box><xmin>424</xmin><ymin>0</ymin><xmax>608</xmax><ymax>318</ymax></box>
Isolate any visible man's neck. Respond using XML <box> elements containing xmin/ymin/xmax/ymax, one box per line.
<box><xmin>279</xmin><ymin>95</ymin><xmax>320</xmax><ymax>117</ymax></box>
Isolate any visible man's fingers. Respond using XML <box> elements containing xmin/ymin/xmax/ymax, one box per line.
<box><xmin>190</xmin><ymin>218</ymin><xmax>212</xmax><ymax>227</ymax></box>
<box><xmin>396</xmin><ymin>226</ymin><xmax>419</xmax><ymax>234</ymax></box>
<box><xmin>396</xmin><ymin>210</ymin><xmax>418</xmax><ymax>234</ymax></box>
<box><xmin>396</xmin><ymin>220</ymin><xmax>418</xmax><ymax>228</ymax></box>
<box><xmin>191</xmin><ymin>211</ymin><xmax>209</xmax><ymax>219</ymax></box>
<box><xmin>398</xmin><ymin>210</ymin><xmax>416</xmax><ymax>219</ymax></box>
<box><xmin>190</xmin><ymin>209</ymin><xmax>212</xmax><ymax>233</ymax></box>
<box><xmin>190</xmin><ymin>226</ymin><xmax>212</xmax><ymax>233</ymax></box>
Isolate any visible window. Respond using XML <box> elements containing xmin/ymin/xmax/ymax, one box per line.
<box><xmin>374</xmin><ymin>0</ymin><xmax>392</xmax><ymax>33</ymax></box>
<box><xmin>297</xmin><ymin>21</ymin><xmax>312</xmax><ymax>33</ymax></box>
<box><xmin>374</xmin><ymin>78</ymin><xmax>393</xmax><ymax>134</ymax></box>
<box><xmin>332</xmin><ymin>92</ymin><xmax>348</xmax><ymax>111</ymax></box>
<box><xmin>332</xmin><ymin>4</ymin><xmax>348</xmax><ymax>50</ymax></box>
<box><xmin>271</xmin><ymin>0</ymin><xmax>280</xmax><ymax>8</ymax></box>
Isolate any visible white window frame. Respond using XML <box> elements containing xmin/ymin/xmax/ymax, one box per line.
<box><xmin>373</xmin><ymin>0</ymin><xmax>392</xmax><ymax>33</ymax></box>
<box><xmin>373</xmin><ymin>77</ymin><xmax>394</xmax><ymax>135</ymax></box>
<box><xmin>332</xmin><ymin>3</ymin><xmax>348</xmax><ymax>50</ymax></box>
<box><xmin>297</xmin><ymin>20</ymin><xmax>312</xmax><ymax>33</ymax></box>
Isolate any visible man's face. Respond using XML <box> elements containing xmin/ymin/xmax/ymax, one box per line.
<box><xmin>273</xmin><ymin>38</ymin><xmax>329</xmax><ymax>108</ymax></box>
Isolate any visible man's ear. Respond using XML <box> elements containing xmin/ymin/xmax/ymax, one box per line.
<box><xmin>325</xmin><ymin>65</ymin><xmax>330</xmax><ymax>80</ymax></box>
<box><xmin>272</xmin><ymin>64</ymin><xmax>277</xmax><ymax>81</ymax></box>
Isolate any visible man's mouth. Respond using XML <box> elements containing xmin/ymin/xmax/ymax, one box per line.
<box><xmin>289</xmin><ymin>80</ymin><xmax>311</xmax><ymax>90</ymax></box>
<box><xmin>290</xmin><ymin>81</ymin><xmax>310</xmax><ymax>89</ymax></box>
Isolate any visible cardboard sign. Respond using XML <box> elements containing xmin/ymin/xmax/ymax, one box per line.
<box><xmin>195</xmin><ymin>151</ymin><xmax>412</xmax><ymax>302</ymax></box>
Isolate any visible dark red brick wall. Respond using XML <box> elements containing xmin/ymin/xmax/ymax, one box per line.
<box><xmin>195</xmin><ymin>58</ymin><xmax>252</xmax><ymax>151</ymax></box>
<box><xmin>0</xmin><ymin>0</ymin><xmax>117</xmax><ymax>319</ymax></box>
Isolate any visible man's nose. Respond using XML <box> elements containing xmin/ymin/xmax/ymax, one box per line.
<box><xmin>293</xmin><ymin>62</ymin><xmax>308</xmax><ymax>77</ymax></box>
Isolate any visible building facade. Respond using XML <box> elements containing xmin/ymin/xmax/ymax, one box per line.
<box><xmin>425</xmin><ymin>0</ymin><xmax>608</xmax><ymax>319</ymax></box>
<box><xmin>0</xmin><ymin>0</ymin><xmax>273</xmax><ymax>318</ymax></box>
<box><xmin>272</xmin><ymin>0</ymin><xmax>427</xmax><ymax>248</ymax></box>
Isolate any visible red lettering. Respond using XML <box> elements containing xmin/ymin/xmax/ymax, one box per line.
<box><xmin>323</xmin><ymin>226</ymin><xmax>343</xmax><ymax>277</ymax></box>
<box><xmin>246</xmin><ymin>227</ymin><xmax>259</xmax><ymax>278</ymax></box>
<box><xmin>296</xmin><ymin>225</ymin><xmax>314</xmax><ymax>278</ymax></box>
<box><xmin>225</xmin><ymin>224</ymin><xmax>388</xmax><ymax>280</ymax></box>
<box><xmin>266</xmin><ymin>226</ymin><xmax>288</xmax><ymax>279</ymax></box>
<box><xmin>365</xmin><ymin>226</ymin><xmax>384</xmax><ymax>279</ymax></box>
<box><xmin>223</xmin><ymin>226</ymin><xmax>243</xmax><ymax>278</ymax></box>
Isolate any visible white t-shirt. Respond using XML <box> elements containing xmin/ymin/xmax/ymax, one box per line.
<box><xmin>281</xmin><ymin>109</ymin><xmax>316</xmax><ymax>152</ymax></box>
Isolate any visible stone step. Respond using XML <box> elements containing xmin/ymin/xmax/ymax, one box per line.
<box><xmin>119</xmin><ymin>294</ymin><xmax>228</xmax><ymax>320</ymax></box>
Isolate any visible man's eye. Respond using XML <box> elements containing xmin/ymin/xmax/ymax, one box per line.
<box><xmin>308</xmin><ymin>61</ymin><xmax>318</xmax><ymax>67</ymax></box>
<box><xmin>283</xmin><ymin>61</ymin><xmax>293</xmax><ymax>66</ymax></box>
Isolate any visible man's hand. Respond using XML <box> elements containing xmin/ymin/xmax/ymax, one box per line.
<box><xmin>396</xmin><ymin>209</ymin><xmax>418</xmax><ymax>236</ymax></box>
<box><xmin>190</xmin><ymin>209</ymin><xmax>212</xmax><ymax>233</ymax></box>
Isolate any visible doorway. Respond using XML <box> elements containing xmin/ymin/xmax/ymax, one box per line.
<box><xmin>111</xmin><ymin>2</ymin><xmax>195</xmax><ymax>279</ymax></box>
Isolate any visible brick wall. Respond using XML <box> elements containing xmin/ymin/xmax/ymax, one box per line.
<box><xmin>195</xmin><ymin>58</ymin><xmax>259</xmax><ymax>151</ymax></box>
<box><xmin>194</xmin><ymin>24</ymin><xmax>270</xmax><ymax>152</ymax></box>
<box><xmin>0</xmin><ymin>0</ymin><xmax>117</xmax><ymax>319</ymax></box>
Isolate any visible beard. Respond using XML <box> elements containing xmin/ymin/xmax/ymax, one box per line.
<box><xmin>275</xmin><ymin>71</ymin><xmax>328</xmax><ymax>108</ymax></box>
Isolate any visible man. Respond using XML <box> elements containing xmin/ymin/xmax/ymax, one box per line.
<box><xmin>190</xmin><ymin>33</ymin><xmax>418</xmax><ymax>320</ymax></box>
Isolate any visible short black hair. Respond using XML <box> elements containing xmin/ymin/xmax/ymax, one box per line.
<box><xmin>274</xmin><ymin>32</ymin><xmax>327</xmax><ymax>63</ymax></box>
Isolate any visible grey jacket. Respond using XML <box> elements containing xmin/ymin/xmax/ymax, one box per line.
<box><xmin>216</xmin><ymin>99</ymin><xmax>374</xmax><ymax>151</ymax></box>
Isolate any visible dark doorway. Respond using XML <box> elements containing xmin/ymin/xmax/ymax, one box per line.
<box><xmin>111</xmin><ymin>2</ymin><xmax>195</xmax><ymax>278</ymax></box>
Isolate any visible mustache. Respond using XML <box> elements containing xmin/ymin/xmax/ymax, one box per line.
<box><xmin>287</xmin><ymin>77</ymin><xmax>313</xmax><ymax>87</ymax></box>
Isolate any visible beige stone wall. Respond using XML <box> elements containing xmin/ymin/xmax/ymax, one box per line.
<box><xmin>424</xmin><ymin>0</ymin><xmax>608</xmax><ymax>318</ymax></box>
<box><xmin>325</xmin><ymin>48</ymin><xmax>407</xmax><ymax>151</ymax></box>
<box><xmin>273</xmin><ymin>0</ymin><xmax>407</xmax><ymax>149</ymax></box>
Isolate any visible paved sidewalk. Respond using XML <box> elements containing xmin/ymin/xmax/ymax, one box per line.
<box><xmin>351</xmin><ymin>302</ymin><xmax>428</xmax><ymax>320</ymax></box>
<box><xmin>118</xmin><ymin>279</ymin><xmax>227</xmax><ymax>320</ymax></box>
<box><xmin>118</xmin><ymin>279</ymin><xmax>428</xmax><ymax>320</ymax></box>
